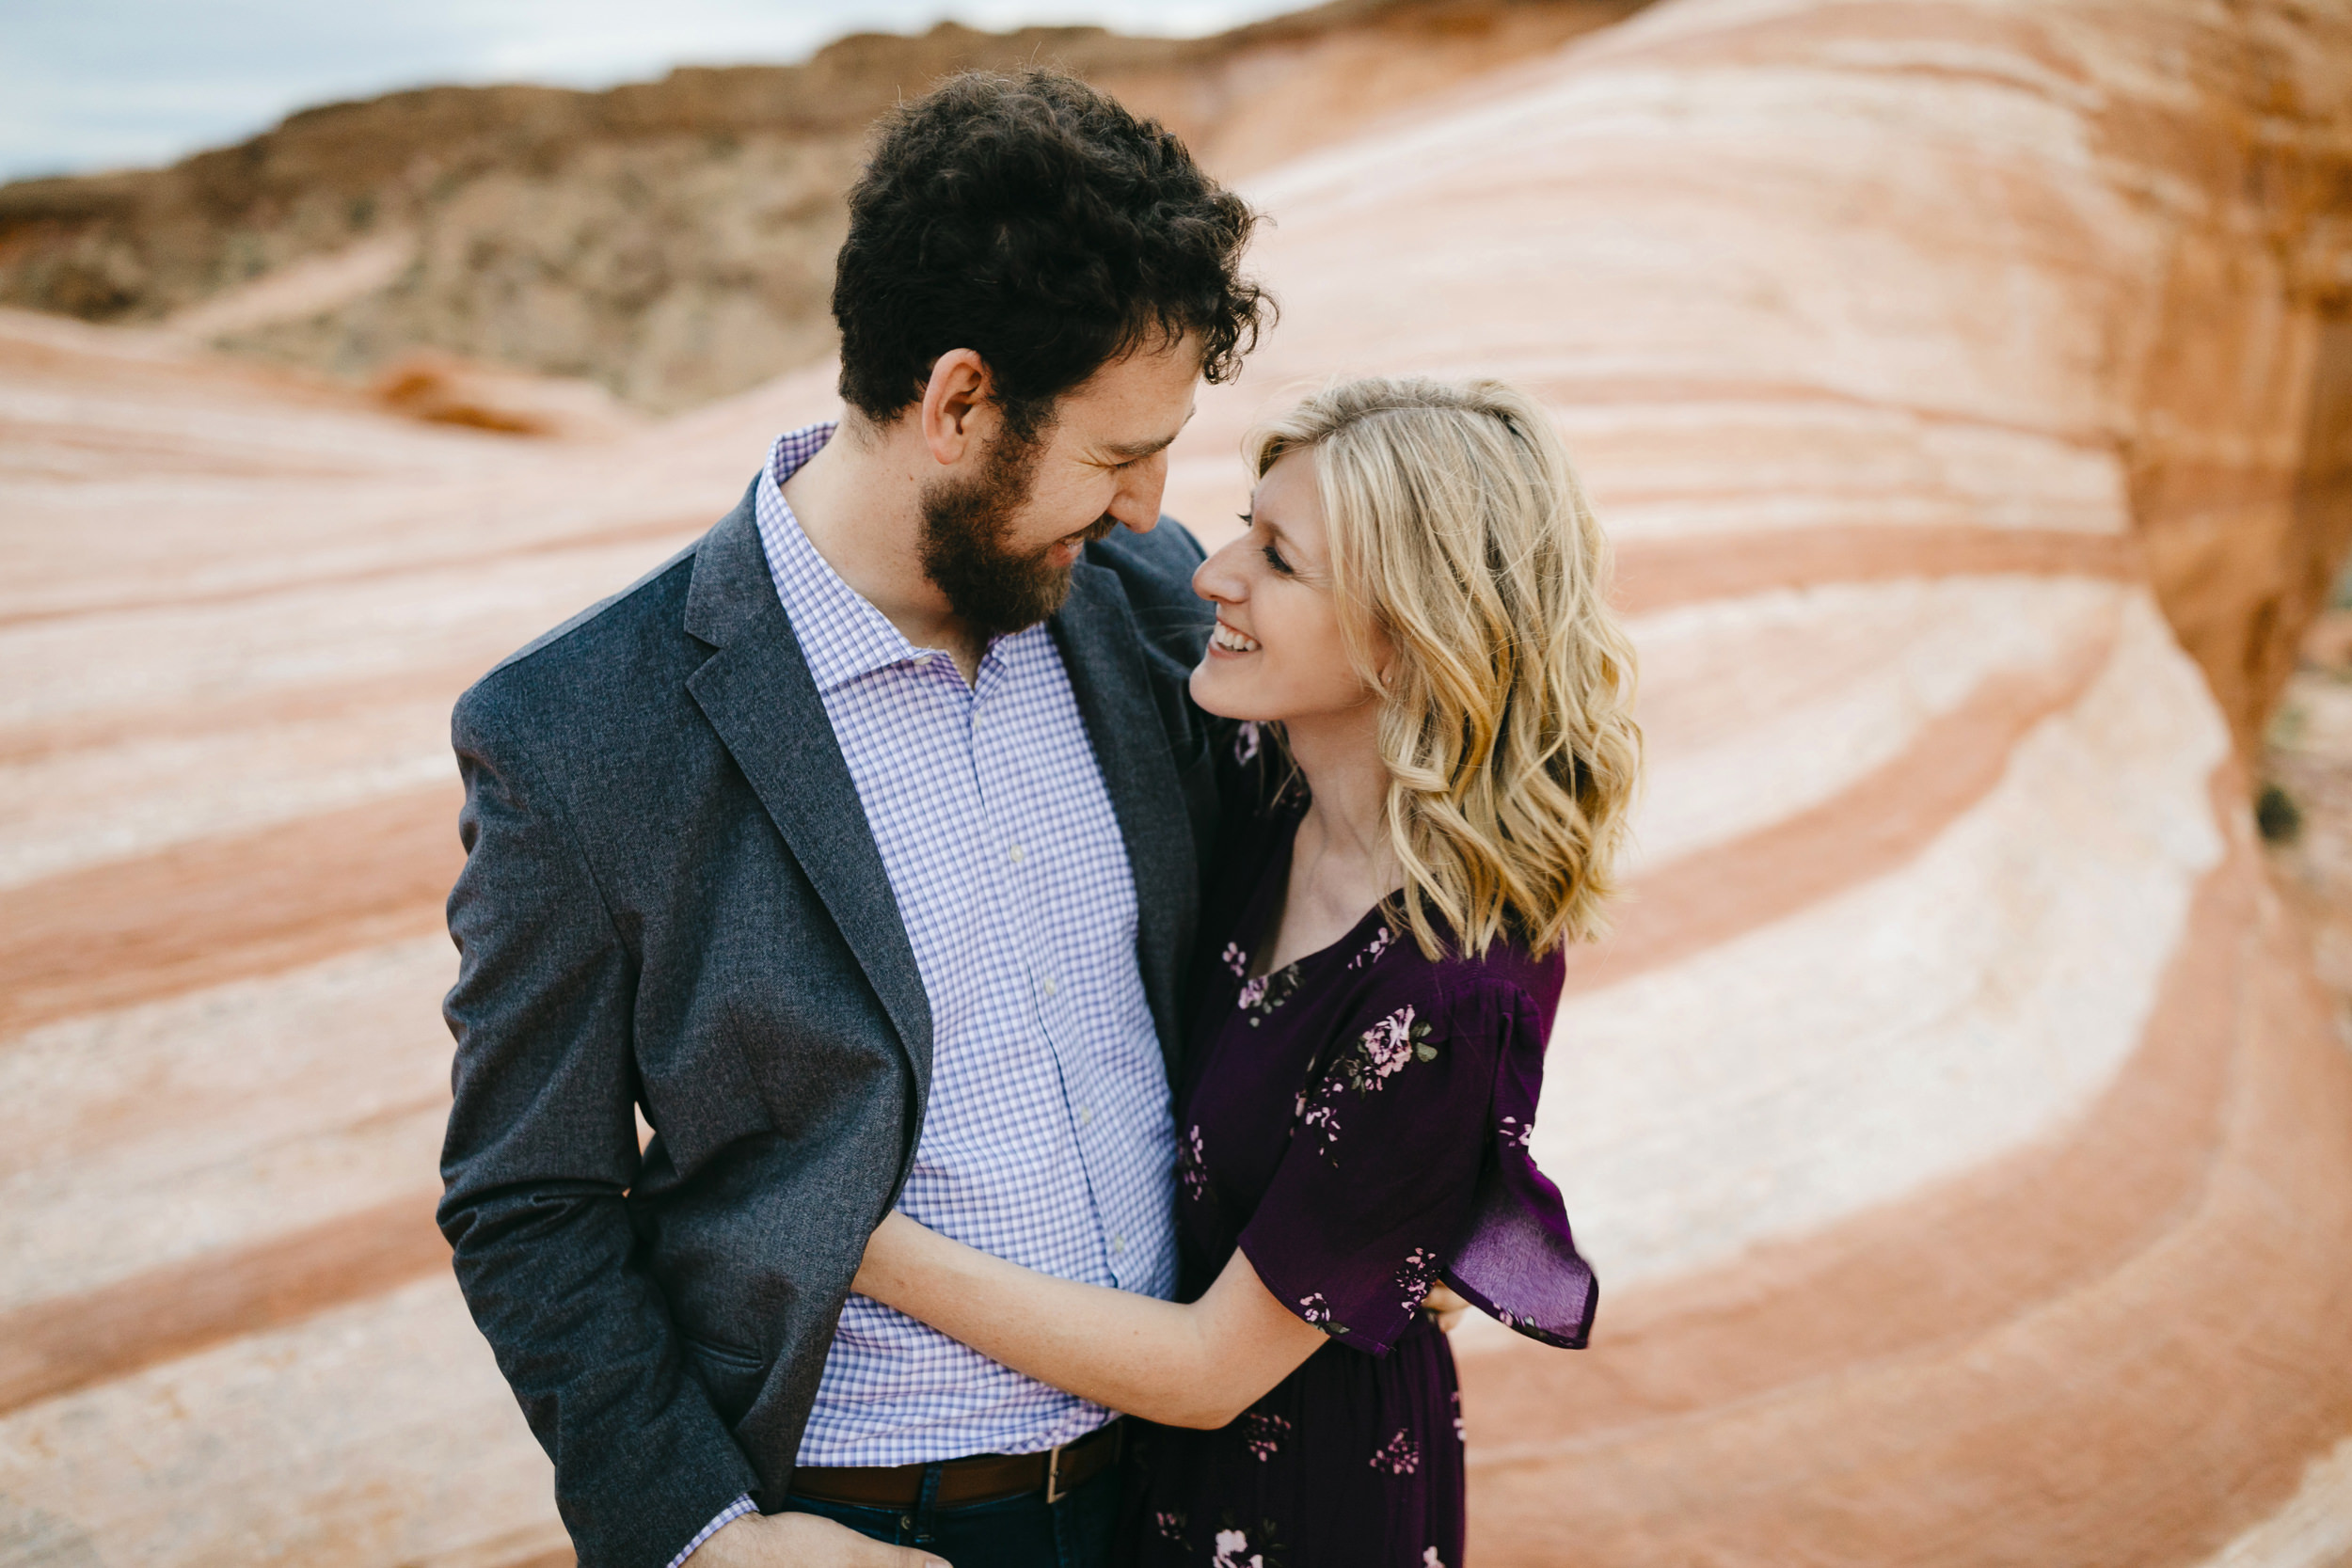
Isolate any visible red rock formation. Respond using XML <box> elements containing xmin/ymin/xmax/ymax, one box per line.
<box><xmin>0</xmin><ymin>309</ymin><xmax>819</xmax><ymax>1565</ymax></box>
<box><xmin>1147</xmin><ymin>0</ymin><xmax>2352</xmax><ymax>1560</ymax></box>
<box><xmin>0</xmin><ymin>0</ymin><xmax>1644</xmax><ymax>412</ymax></box>
<box><xmin>5</xmin><ymin>0</ymin><xmax>2352</xmax><ymax>1563</ymax></box>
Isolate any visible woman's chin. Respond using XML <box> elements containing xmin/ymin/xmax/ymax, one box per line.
<box><xmin>1188</xmin><ymin>660</ymin><xmax>1278</xmax><ymax>723</ymax></box>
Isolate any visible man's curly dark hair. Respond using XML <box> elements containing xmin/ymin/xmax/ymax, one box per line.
<box><xmin>834</xmin><ymin>69</ymin><xmax>1271</xmax><ymax>439</ymax></box>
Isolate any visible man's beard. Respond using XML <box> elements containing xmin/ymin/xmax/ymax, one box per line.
<box><xmin>918</xmin><ymin>428</ymin><xmax>1115</xmax><ymax>641</ymax></box>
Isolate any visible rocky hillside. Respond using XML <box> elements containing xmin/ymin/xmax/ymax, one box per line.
<box><xmin>0</xmin><ymin>0</ymin><xmax>1643</xmax><ymax>412</ymax></box>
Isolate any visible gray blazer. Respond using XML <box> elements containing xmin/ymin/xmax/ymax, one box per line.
<box><xmin>437</xmin><ymin>480</ymin><xmax>1222</xmax><ymax>1568</ymax></box>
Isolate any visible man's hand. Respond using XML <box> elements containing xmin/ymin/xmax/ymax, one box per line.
<box><xmin>693</xmin><ymin>1511</ymin><xmax>948</xmax><ymax>1568</ymax></box>
<box><xmin>1422</xmin><ymin>1282</ymin><xmax>1471</xmax><ymax>1334</ymax></box>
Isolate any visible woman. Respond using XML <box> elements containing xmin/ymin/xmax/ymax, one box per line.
<box><xmin>851</xmin><ymin>376</ymin><xmax>1641</xmax><ymax>1567</ymax></box>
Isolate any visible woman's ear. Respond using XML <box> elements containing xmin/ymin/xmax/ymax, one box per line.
<box><xmin>1368</xmin><ymin>622</ymin><xmax>1402</xmax><ymax>692</ymax></box>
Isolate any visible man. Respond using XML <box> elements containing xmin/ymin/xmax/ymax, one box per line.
<box><xmin>438</xmin><ymin>71</ymin><xmax>1266</xmax><ymax>1568</ymax></box>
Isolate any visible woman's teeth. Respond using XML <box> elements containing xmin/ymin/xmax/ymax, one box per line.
<box><xmin>1212</xmin><ymin>624</ymin><xmax>1261</xmax><ymax>653</ymax></box>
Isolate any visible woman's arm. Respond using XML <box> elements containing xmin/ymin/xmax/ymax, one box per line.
<box><xmin>852</xmin><ymin>1211</ymin><xmax>1327</xmax><ymax>1429</ymax></box>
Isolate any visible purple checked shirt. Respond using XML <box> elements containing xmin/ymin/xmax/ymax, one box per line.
<box><xmin>669</xmin><ymin>422</ymin><xmax>1182</xmax><ymax>1564</ymax></box>
<box><xmin>668</xmin><ymin>422</ymin><xmax>1176</xmax><ymax>1560</ymax></box>
<box><xmin>762</xmin><ymin>420</ymin><xmax>1179</xmax><ymax>1454</ymax></box>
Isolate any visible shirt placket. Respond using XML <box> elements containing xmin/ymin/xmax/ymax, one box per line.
<box><xmin>969</xmin><ymin>641</ymin><xmax>1129</xmax><ymax>1290</ymax></box>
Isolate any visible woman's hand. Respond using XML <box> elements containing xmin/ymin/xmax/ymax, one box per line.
<box><xmin>1422</xmin><ymin>1281</ymin><xmax>1470</xmax><ymax>1333</ymax></box>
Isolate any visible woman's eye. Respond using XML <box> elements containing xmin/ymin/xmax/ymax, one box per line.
<box><xmin>1261</xmin><ymin>544</ymin><xmax>1292</xmax><ymax>575</ymax></box>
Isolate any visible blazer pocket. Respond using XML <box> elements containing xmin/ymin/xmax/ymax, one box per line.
<box><xmin>680</xmin><ymin>1332</ymin><xmax>771</xmax><ymax>1427</ymax></box>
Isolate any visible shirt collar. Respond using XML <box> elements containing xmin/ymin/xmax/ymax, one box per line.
<box><xmin>753</xmin><ymin>420</ymin><xmax>932</xmax><ymax>693</ymax></box>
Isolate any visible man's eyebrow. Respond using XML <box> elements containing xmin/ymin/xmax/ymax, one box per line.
<box><xmin>1097</xmin><ymin>405</ymin><xmax>1198</xmax><ymax>460</ymax></box>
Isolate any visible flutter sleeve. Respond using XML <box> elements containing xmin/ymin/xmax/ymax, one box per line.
<box><xmin>1235</xmin><ymin>974</ymin><xmax>1597</xmax><ymax>1354</ymax></box>
<box><xmin>1440</xmin><ymin>985</ymin><xmax>1597</xmax><ymax>1350</ymax></box>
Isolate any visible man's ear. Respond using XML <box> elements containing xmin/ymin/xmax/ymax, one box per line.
<box><xmin>920</xmin><ymin>349</ymin><xmax>993</xmax><ymax>468</ymax></box>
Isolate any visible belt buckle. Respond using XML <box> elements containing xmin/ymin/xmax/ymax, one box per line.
<box><xmin>1043</xmin><ymin>1441</ymin><xmax>1067</xmax><ymax>1506</ymax></box>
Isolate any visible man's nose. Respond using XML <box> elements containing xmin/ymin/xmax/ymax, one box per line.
<box><xmin>1113</xmin><ymin>452</ymin><xmax>1168</xmax><ymax>533</ymax></box>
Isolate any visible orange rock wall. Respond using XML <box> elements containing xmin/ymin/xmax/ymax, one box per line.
<box><xmin>1148</xmin><ymin>0</ymin><xmax>2352</xmax><ymax>1561</ymax></box>
<box><xmin>0</xmin><ymin>1</ymin><xmax>1643</xmax><ymax>413</ymax></box>
<box><xmin>2094</xmin><ymin>0</ymin><xmax>2352</xmax><ymax>752</ymax></box>
<box><xmin>6</xmin><ymin>1</ymin><xmax>2352</xmax><ymax>1565</ymax></box>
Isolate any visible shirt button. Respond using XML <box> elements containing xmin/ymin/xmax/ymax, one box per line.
<box><xmin>1009</xmin><ymin>843</ymin><xmax>1025</xmax><ymax>863</ymax></box>
<box><xmin>1111</xmin><ymin>1233</ymin><xmax>1126</xmax><ymax>1254</ymax></box>
<box><xmin>1077</xmin><ymin>1105</ymin><xmax>1093</xmax><ymax>1126</ymax></box>
<box><xmin>1041</xmin><ymin>975</ymin><xmax>1058</xmax><ymax>997</ymax></box>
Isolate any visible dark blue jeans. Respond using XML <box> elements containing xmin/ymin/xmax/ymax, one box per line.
<box><xmin>780</xmin><ymin>1461</ymin><xmax>1118</xmax><ymax>1568</ymax></box>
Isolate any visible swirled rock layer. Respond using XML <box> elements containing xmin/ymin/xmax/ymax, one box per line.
<box><xmin>1150</xmin><ymin>1</ymin><xmax>2352</xmax><ymax>1562</ymax></box>
<box><xmin>5</xmin><ymin>1</ymin><xmax>2352</xmax><ymax>1564</ymax></box>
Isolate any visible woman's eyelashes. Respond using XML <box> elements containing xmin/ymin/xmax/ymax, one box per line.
<box><xmin>1238</xmin><ymin>514</ymin><xmax>1295</xmax><ymax>576</ymax></box>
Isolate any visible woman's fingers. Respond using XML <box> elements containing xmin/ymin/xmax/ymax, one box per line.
<box><xmin>1421</xmin><ymin>1281</ymin><xmax>1471</xmax><ymax>1332</ymax></box>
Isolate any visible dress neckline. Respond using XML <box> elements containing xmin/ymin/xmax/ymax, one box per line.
<box><xmin>1234</xmin><ymin>802</ymin><xmax>1400</xmax><ymax>985</ymax></box>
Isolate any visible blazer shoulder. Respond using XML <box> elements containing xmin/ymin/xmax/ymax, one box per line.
<box><xmin>454</xmin><ymin>540</ymin><xmax>701</xmax><ymax>740</ymax></box>
<box><xmin>1087</xmin><ymin>513</ymin><xmax>1209</xmax><ymax>587</ymax></box>
<box><xmin>1083</xmin><ymin>515</ymin><xmax>1214</xmax><ymax>657</ymax></box>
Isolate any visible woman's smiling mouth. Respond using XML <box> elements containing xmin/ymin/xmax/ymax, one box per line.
<box><xmin>1210</xmin><ymin>621</ymin><xmax>1261</xmax><ymax>654</ymax></box>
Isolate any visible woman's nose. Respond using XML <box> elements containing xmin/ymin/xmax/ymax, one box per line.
<box><xmin>1193</xmin><ymin>538</ymin><xmax>1248</xmax><ymax>604</ymax></box>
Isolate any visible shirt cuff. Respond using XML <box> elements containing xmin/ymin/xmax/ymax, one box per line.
<box><xmin>666</xmin><ymin>1494</ymin><xmax>757</xmax><ymax>1568</ymax></box>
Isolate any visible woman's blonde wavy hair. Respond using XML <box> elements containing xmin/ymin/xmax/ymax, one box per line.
<box><xmin>1247</xmin><ymin>376</ymin><xmax>1641</xmax><ymax>959</ymax></box>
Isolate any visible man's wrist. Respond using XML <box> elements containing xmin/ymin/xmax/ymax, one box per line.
<box><xmin>666</xmin><ymin>1493</ymin><xmax>757</xmax><ymax>1568</ymax></box>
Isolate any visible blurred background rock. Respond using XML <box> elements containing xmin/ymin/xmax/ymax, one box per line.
<box><xmin>0</xmin><ymin>0</ymin><xmax>1641</xmax><ymax>413</ymax></box>
<box><xmin>8</xmin><ymin>0</ymin><xmax>2352</xmax><ymax>1564</ymax></box>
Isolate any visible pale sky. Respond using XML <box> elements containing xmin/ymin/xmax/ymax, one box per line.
<box><xmin>0</xmin><ymin>0</ymin><xmax>1310</xmax><ymax>182</ymax></box>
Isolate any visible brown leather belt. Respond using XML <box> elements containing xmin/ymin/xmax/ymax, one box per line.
<box><xmin>791</xmin><ymin>1418</ymin><xmax>1123</xmax><ymax>1511</ymax></box>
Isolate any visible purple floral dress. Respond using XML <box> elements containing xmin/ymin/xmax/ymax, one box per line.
<box><xmin>1121</xmin><ymin>789</ymin><xmax>1596</xmax><ymax>1568</ymax></box>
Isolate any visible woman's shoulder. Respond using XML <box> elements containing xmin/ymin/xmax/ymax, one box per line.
<box><xmin>1342</xmin><ymin>914</ymin><xmax>1565</xmax><ymax>1029</ymax></box>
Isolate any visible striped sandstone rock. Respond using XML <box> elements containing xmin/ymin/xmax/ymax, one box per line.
<box><xmin>5</xmin><ymin>0</ymin><xmax>2351</xmax><ymax>1562</ymax></box>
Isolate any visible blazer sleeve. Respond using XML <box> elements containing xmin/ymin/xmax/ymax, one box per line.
<box><xmin>437</xmin><ymin>685</ymin><xmax>759</xmax><ymax>1568</ymax></box>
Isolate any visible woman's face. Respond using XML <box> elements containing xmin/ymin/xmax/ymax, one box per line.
<box><xmin>1189</xmin><ymin>448</ymin><xmax>1382</xmax><ymax>725</ymax></box>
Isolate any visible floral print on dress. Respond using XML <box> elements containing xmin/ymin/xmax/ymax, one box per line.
<box><xmin>1233</xmin><ymin>721</ymin><xmax>1263</xmax><ymax>766</ymax></box>
<box><xmin>1211</xmin><ymin>1516</ymin><xmax>1290</xmax><ymax>1568</ymax></box>
<box><xmin>1348</xmin><ymin>925</ymin><xmax>1396</xmax><ymax>971</ymax></box>
<box><xmin>1213</xmin><ymin>1529</ymin><xmax>1264</xmax><ymax>1568</ymax></box>
<box><xmin>1130</xmin><ymin>799</ymin><xmax>1575</xmax><ymax>1568</ymax></box>
<box><xmin>1452</xmin><ymin>1389</ymin><xmax>1466</xmax><ymax>1446</ymax></box>
<box><xmin>1499</xmin><ymin>1113</ymin><xmax>1534</xmax><ymax>1148</ymax></box>
<box><xmin>1296</xmin><ymin>1291</ymin><xmax>1348</xmax><ymax>1335</ymax></box>
<box><xmin>1337</xmin><ymin>1005</ymin><xmax>1438</xmax><ymax>1096</ymax></box>
<box><xmin>1179</xmin><ymin>1123</ymin><xmax>1211</xmax><ymax>1201</ymax></box>
<box><xmin>1222</xmin><ymin>942</ymin><xmax>1249</xmax><ymax>979</ymax></box>
<box><xmin>1244</xmin><ymin>1411</ymin><xmax>1292</xmax><ymax>1463</ymax></box>
<box><xmin>1395</xmin><ymin>1247</ymin><xmax>1441</xmax><ymax>1314</ymax></box>
<box><xmin>1236</xmin><ymin>961</ymin><xmax>1303</xmax><ymax>1026</ymax></box>
<box><xmin>1371</xmin><ymin>1429</ymin><xmax>1421</xmax><ymax>1476</ymax></box>
<box><xmin>1299</xmin><ymin>1091</ymin><xmax>1343</xmax><ymax>1162</ymax></box>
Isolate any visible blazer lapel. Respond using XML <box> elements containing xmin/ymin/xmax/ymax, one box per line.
<box><xmin>1053</xmin><ymin>562</ymin><xmax>1200</xmax><ymax>1077</ymax></box>
<box><xmin>683</xmin><ymin>486</ymin><xmax>934</xmax><ymax>1098</ymax></box>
